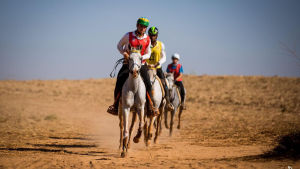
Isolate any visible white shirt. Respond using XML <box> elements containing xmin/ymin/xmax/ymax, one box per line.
<box><xmin>117</xmin><ymin>31</ymin><xmax>151</xmax><ymax>61</ymax></box>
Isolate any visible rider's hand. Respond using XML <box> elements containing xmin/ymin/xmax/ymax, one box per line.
<box><xmin>123</xmin><ymin>52</ymin><xmax>129</xmax><ymax>61</ymax></box>
<box><xmin>154</xmin><ymin>63</ymin><xmax>160</xmax><ymax>68</ymax></box>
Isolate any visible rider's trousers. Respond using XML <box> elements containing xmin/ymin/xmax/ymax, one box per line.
<box><xmin>114</xmin><ymin>64</ymin><xmax>129</xmax><ymax>99</ymax></box>
<box><xmin>140</xmin><ymin>65</ymin><xmax>154</xmax><ymax>99</ymax></box>
<box><xmin>174</xmin><ymin>81</ymin><xmax>186</xmax><ymax>103</ymax></box>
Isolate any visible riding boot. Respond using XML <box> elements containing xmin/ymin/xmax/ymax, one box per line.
<box><xmin>161</xmin><ymin>79</ymin><xmax>174</xmax><ymax>111</ymax></box>
<box><xmin>107</xmin><ymin>91</ymin><xmax>121</xmax><ymax>115</ymax></box>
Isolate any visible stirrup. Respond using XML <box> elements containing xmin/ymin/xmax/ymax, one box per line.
<box><xmin>107</xmin><ymin>105</ymin><xmax>118</xmax><ymax>116</ymax></box>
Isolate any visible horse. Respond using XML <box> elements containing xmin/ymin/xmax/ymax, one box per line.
<box><xmin>143</xmin><ymin>63</ymin><xmax>166</xmax><ymax>146</ymax></box>
<box><xmin>163</xmin><ymin>73</ymin><xmax>184</xmax><ymax>136</ymax></box>
<box><xmin>118</xmin><ymin>45</ymin><xmax>146</xmax><ymax>158</ymax></box>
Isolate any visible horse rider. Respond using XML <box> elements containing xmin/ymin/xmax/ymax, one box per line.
<box><xmin>166</xmin><ymin>53</ymin><xmax>186</xmax><ymax>110</ymax></box>
<box><xmin>107</xmin><ymin>17</ymin><xmax>159</xmax><ymax>116</ymax></box>
<box><xmin>145</xmin><ymin>26</ymin><xmax>174</xmax><ymax>111</ymax></box>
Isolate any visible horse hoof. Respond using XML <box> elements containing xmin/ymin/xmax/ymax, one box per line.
<box><xmin>177</xmin><ymin>125</ymin><xmax>180</xmax><ymax>129</ymax></box>
<box><xmin>146</xmin><ymin>140</ymin><xmax>151</xmax><ymax>147</ymax></box>
<box><xmin>133</xmin><ymin>137</ymin><xmax>140</xmax><ymax>143</ymax></box>
<box><xmin>159</xmin><ymin>130</ymin><xmax>162</xmax><ymax>136</ymax></box>
<box><xmin>121</xmin><ymin>151</ymin><xmax>126</xmax><ymax>158</ymax></box>
<box><xmin>165</xmin><ymin>122</ymin><xmax>169</xmax><ymax>129</ymax></box>
<box><xmin>154</xmin><ymin>138</ymin><xmax>158</xmax><ymax>144</ymax></box>
<box><xmin>169</xmin><ymin>132</ymin><xmax>173</xmax><ymax>137</ymax></box>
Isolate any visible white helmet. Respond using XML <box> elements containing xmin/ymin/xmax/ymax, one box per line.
<box><xmin>172</xmin><ymin>53</ymin><xmax>180</xmax><ymax>60</ymax></box>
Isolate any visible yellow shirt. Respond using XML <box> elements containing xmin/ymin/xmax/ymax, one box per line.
<box><xmin>146</xmin><ymin>41</ymin><xmax>162</xmax><ymax>69</ymax></box>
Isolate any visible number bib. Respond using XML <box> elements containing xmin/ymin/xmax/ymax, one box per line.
<box><xmin>146</xmin><ymin>41</ymin><xmax>162</xmax><ymax>69</ymax></box>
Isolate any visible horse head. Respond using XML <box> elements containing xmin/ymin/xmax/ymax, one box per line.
<box><xmin>165</xmin><ymin>73</ymin><xmax>175</xmax><ymax>90</ymax></box>
<box><xmin>145</xmin><ymin>62</ymin><xmax>157</xmax><ymax>84</ymax></box>
<box><xmin>128</xmin><ymin>44</ymin><xmax>143</xmax><ymax>78</ymax></box>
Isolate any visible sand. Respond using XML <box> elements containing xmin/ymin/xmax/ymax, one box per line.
<box><xmin>0</xmin><ymin>75</ymin><xmax>299</xmax><ymax>168</ymax></box>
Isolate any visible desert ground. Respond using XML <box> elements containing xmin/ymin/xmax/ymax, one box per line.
<box><xmin>0</xmin><ymin>75</ymin><xmax>299</xmax><ymax>169</ymax></box>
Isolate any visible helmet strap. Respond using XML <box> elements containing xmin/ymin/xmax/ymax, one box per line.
<box><xmin>135</xmin><ymin>30</ymin><xmax>143</xmax><ymax>38</ymax></box>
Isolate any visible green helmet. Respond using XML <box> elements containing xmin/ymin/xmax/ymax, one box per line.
<box><xmin>137</xmin><ymin>17</ymin><xmax>149</xmax><ymax>27</ymax></box>
<box><xmin>148</xmin><ymin>27</ymin><xmax>159</xmax><ymax>35</ymax></box>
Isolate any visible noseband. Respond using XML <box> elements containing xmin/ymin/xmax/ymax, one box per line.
<box><xmin>129</xmin><ymin>63</ymin><xmax>141</xmax><ymax>75</ymax></box>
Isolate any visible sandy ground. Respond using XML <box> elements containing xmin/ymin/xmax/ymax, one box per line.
<box><xmin>0</xmin><ymin>75</ymin><xmax>299</xmax><ymax>169</ymax></box>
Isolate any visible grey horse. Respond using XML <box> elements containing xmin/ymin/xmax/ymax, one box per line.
<box><xmin>162</xmin><ymin>73</ymin><xmax>184</xmax><ymax>136</ymax></box>
<box><xmin>143</xmin><ymin>64</ymin><xmax>166</xmax><ymax>146</ymax></box>
<box><xmin>119</xmin><ymin>45</ymin><xmax>146</xmax><ymax>158</ymax></box>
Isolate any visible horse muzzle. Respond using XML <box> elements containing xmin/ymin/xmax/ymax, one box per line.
<box><xmin>130</xmin><ymin>70</ymin><xmax>139</xmax><ymax>78</ymax></box>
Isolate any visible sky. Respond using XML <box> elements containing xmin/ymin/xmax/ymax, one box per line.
<box><xmin>1</xmin><ymin>0</ymin><xmax>300</xmax><ymax>80</ymax></box>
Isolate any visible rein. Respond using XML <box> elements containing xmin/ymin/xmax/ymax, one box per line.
<box><xmin>110</xmin><ymin>58</ymin><xmax>125</xmax><ymax>78</ymax></box>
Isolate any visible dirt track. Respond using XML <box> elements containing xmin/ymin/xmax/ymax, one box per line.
<box><xmin>0</xmin><ymin>75</ymin><xmax>299</xmax><ymax>168</ymax></box>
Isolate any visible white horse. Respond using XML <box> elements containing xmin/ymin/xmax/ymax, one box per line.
<box><xmin>143</xmin><ymin>64</ymin><xmax>166</xmax><ymax>146</ymax></box>
<box><xmin>119</xmin><ymin>45</ymin><xmax>146</xmax><ymax>158</ymax></box>
<box><xmin>163</xmin><ymin>73</ymin><xmax>183</xmax><ymax>136</ymax></box>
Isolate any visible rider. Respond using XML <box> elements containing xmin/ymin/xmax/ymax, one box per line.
<box><xmin>166</xmin><ymin>53</ymin><xmax>186</xmax><ymax>110</ymax></box>
<box><xmin>107</xmin><ymin>17</ymin><xmax>159</xmax><ymax>116</ymax></box>
<box><xmin>146</xmin><ymin>26</ymin><xmax>174</xmax><ymax>111</ymax></box>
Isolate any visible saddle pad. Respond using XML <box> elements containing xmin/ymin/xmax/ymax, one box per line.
<box><xmin>155</xmin><ymin>76</ymin><xmax>165</xmax><ymax>98</ymax></box>
<box><xmin>175</xmin><ymin>85</ymin><xmax>181</xmax><ymax>104</ymax></box>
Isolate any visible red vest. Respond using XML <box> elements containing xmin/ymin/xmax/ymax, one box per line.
<box><xmin>129</xmin><ymin>32</ymin><xmax>150</xmax><ymax>64</ymax></box>
<box><xmin>167</xmin><ymin>64</ymin><xmax>182</xmax><ymax>81</ymax></box>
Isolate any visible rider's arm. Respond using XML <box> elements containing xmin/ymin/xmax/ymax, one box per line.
<box><xmin>176</xmin><ymin>73</ymin><xmax>182</xmax><ymax>81</ymax></box>
<box><xmin>141</xmin><ymin>39</ymin><xmax>151</xmax><ymax>60</ymax></box>
<box><xmin>117</xmin><ymin>33</ymin><xmax>129</xmax><ymax>55</ymax></box>
<box><xmin>176</xmin><ymin>66</ymin><xmax>183</xmax><ymax>81</ymax></box>
<box><xmin>158</xmin><ymin>43</ymin><xmax>166</xmax><ymax>66</ymax></box>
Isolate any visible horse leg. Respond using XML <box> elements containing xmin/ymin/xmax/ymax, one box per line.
<box><xmin>121</xmin><ymin>107</ymin><xmax>130</xmax><ymax>158</ymax></box>
<box><xmin>154</xmin><ymin>113</ymin><xmax>161</xmax><ymax>144</ymax></box>
<box><xmin>164</xmin><ymin>109</ymin><xmax>169</xmax><ymax>129</ymax></box>
<box><xmin>127</xmin><ymin>112</ymin><xmax>137</xmax><ymax>149</ymax></box>
<box><xmin>118</xmin><ymin>102</ymin><xmax>123</xmax><ymax>150</ymax></box>
<box><xmin>143</xmin><ymin>120</ymin><xmax>148</xmax><ymax>144</ymax></box>
<box><xmin>159</xmin><ymin>112</ymin><xmax>163</xmax><ymax>136</ymax></box>
<box><xmin>170</xmin><ymin>109</ymin><xmax>176</xmax><ymax>137</ymax></box>
<box><xmin>133</xmin><ymin>106</ymin><xmax>144</xmax><ymax>143</ymax></box>
<box><xmin>147</xmin><ymin>116</ymin><xmax>155</xmax><ymax>147</ymax></box>
<box><xmin>159</xmin><ymin>101</ymin><xmax>166</xmax><ymax>136</ymax></box>
<box><xmin>177</xmin><ymin>107</ymin><xmax>183</xmax><ymax>129</ymax></box>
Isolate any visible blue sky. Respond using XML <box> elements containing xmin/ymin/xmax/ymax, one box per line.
<box><xmin>1</xmin><ymin>0</ymin><xmax>300</xmax><ymax>80</ymax></box>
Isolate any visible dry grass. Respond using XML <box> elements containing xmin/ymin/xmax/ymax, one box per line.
<box><xmin>44</xmin><ymin>114</ymin><xmax>58</xmax><ymax>121</ymax></box>
<box><xmin>261</xmin><ymin>123</ymin><xmax>300</xmax><ymax>160</ymax></box>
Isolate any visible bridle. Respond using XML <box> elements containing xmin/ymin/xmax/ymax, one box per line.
<box><xmin>129</xmin><ymin>52</ymin><xmax>142</xmax><ymax>75</ymax></box>
<box><xmin>129</xmin><ymin>63</ymin><xmax>141</xmax><ymax>75</ymax></box>
<box><xmin>150</xmin><ymin>72</ymin><xmax>157</xmax><ymax>85</ymax></box>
